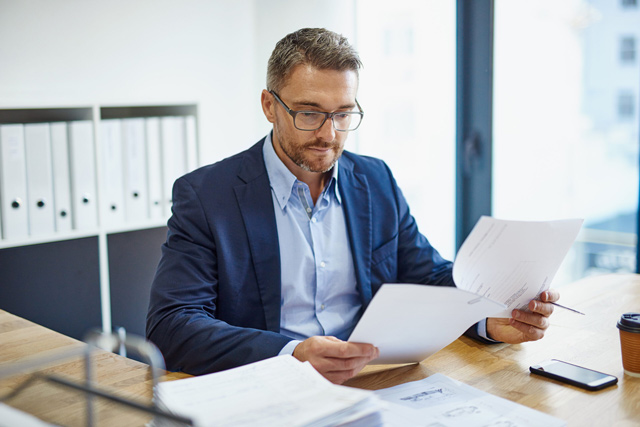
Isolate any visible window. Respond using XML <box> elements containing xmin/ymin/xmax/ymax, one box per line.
<box><xmin>493</xmin><ymin>1</ymin><xmax>640</xmax><ymax>283</ymax></box>
<box><xmin>356</xmin><ymin>0</ymin><xmax>456</xmax><ymax>259</ymax></box>
<box><xmin>621</xmin><ymin>37</ymin><xmax>637</xmax><ymax>64</ymax></box>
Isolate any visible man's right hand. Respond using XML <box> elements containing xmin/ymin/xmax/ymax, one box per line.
<box><xmin>292</xmin><ymin>336</ymin><xmax>379</xmax><ymax>384</ymax></box>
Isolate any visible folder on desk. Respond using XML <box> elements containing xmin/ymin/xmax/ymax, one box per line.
<box><xmin>100</xmin><ymin>119</ymin><xmax>125</xmax><ymax>228</ymax></box>
<box><xmin>24</xmin><ymin>123</ymin><xmax>56</xmax><ymax>236</ymax></box>
<box><xmin>50</xmin><ymin>122</ymin><xmax>73</xmax><ymax>233</ymax></box>
<box><xmin>0</xmin><ymin>123</ymin><xmax>29</xmax><ymax>239</ymax></box>
<box><xmin>68</xmin><ymin>120</ymin><xmax>98</xmax><ymax>230</ymax></box>
<box><xmin>122</xmin><ymin>118</ymin><xmax>149</xmax><ymax>224</ymax></box>
<box><xmin>160</xmin><ymin>116</ymin><xmax>187</xmax><ymax>215</ymax></box>
<box><xmin>145</xmin><ymin>117</ymin><xmax>164</xmax><ymax>220</ymax></box>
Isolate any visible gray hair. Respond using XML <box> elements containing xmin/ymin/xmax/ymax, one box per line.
<box><xmin>266</xmin><ymin>28</ymin><xmax>362</xmax><ymax>93</ymax></box>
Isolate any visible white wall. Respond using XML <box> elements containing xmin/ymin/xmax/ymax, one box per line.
<box><xmin>0</xmin><ymin>0</ymin><xmax>356</xmax><ymax>165</ymax></box>
<box><xmin>250</xmin><ymin>1</ymin><xmax>357</xmax><ymax>142</ymax></box>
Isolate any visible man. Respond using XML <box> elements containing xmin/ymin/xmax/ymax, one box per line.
<box><xmin>146</xmin><ymin>28</ymin><xmax>559</xmax><ymax>385</ymax></box>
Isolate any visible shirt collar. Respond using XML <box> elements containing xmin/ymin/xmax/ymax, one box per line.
<box><xmin>263</xmin><ymin>133</ymin><xmax>341</xmax><ymax>211</ymax></box>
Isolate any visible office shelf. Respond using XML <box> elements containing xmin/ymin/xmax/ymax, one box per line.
<box><xmin>0</xmin><ymin>104</ymin><xmax>198</xmax><ymax>341</ymax></box>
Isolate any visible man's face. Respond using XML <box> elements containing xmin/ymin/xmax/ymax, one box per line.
<box><xmin>263</xmin><ymin>65</ymin><xmax>359</xmax><ymax>176</ymax></box>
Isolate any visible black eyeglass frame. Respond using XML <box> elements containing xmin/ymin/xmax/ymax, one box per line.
<box><xmin>269</xmin><ymin>90</ymin><xmax>364</xmax><ymax>132</ymax></box>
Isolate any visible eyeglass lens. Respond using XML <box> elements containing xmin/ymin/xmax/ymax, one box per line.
<box><xmin>295</xmin><ymin>112</ymin><xmax>362</xmax><ymax>131</ymax></box>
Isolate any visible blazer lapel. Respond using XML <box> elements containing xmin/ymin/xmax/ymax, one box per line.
<box><xmin>234</xmin><ymin>140</ymin><xmax>282</xmax><ymax>332</ymax></box>
<box><xmin>339</xmin><ymin>157</ymin><xmax>374</xmax><ymax>307</ymax></box>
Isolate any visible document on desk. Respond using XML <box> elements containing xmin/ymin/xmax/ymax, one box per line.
<box><xmin>153</xmin><ymin>355</ymin><xmax>383</xmax><ymax>427</ymax></box>
<box><xmin>349</xmin><ymin>216</ymin><xmax>583</xmax><ymax>364</ymax></box>
<box><xmin>375</xmin><ymin>373</ymin><xmax>566</xmax><ymax>426</ymax></box>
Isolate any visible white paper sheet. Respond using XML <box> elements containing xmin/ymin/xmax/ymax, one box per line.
<box><xmin>349</xmin><ymin>285</ymin><xmax>505</xmax><ymax>364</ymax></box>
<box><xmin>375</xmin><ymin>373</ymin><xmax>566</xmax><ymax>427</ymax></box>
<box><xmin>349</xmin><ymin>216</ymin><xmax>583</xmax><ymax>364</ymax></box>
<box><xmin>453</xmin><ymin>216</ymin><xmax>583</xmax><ymax>317</ymax></box>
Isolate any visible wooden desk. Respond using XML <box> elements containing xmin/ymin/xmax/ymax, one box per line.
<box><xmin>0</xmin><ymin>309</ymin><xmax>189</xmax><ymax>426</ymax></box>
<box><xmin>1</xmin><ymin>273</ymin><xmax>638</xmax><ymax>426</ymax></box>
<box><xmin>346</xmin><ymin>273</ymin><xmax>640</xmax><ymax>426</ymax></box>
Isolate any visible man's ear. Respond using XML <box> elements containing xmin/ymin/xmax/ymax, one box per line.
<box><xmin>261</xmin><ymin>89</ymin><xmax>276</xmax><ymax>124</ymax></box>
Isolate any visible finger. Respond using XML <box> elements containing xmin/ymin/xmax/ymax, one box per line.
<box><xmin>297</xmin><ymin>336</ymin><xmax>370</xmax><ymax>359</ymax></box>
<box><xmin>528</xmin><ymin>299</ymin><xmax>555</xmax><ymax>317</ymax></box>
<box><xmin>325</xmin><ymin>340</ymin><xmax>379</xmax><ymax>359</ymax></box>
<box><xmin>509</xmin><ymin>317</ymin><xmax>546</xmax><ymax>341</ymax></box>
<box><xmin>322</xmin><ymin>345</ymin><xmax>379</xmax><ymax>370</ymax></box>
<box><xmin>313</xmin><ymin>352</ymin><xmax>377</xmax><ymax>384</ymax></box>
<box><xmin>540</xmin><ymin>289</ymin><xmax>560</xmax><ymax>303</ymax></box>
<box><xmin>324</xmin><ymin>368</ymin><xmax>360</xmax><ymax>385</ymax></box>
<box><xmin>323</xmin><ymin>353</ymin><xmax>377</xmax><ymax>384</ymax></box>
<box><xmin>294</xmin><ymin>338</ymin><xmax>378</xmax><ymax>375</ymax></box>
<box><xmin>512</xmin><ymin>309</ymin><xmax>550</xmax><ymax>330</ymax></box>
<box><xmin>321</xmin><ymin>354</ymin><xmax>374</xmax><ymax>373</ymax></box>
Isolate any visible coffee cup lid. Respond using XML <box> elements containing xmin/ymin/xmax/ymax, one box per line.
<box><xmin>617</xmin><ymin>313</ymin><xmax>640</xmax><ymax>333</ymax></box>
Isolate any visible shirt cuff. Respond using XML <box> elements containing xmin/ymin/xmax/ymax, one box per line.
<box><xmin>477</xmin><ymin>318</ymin><xmax>501</xmax><ymax>343</ymax></box>
<box><xmin>278</xmin><ymin>339</ymin><xmax>302</xmax><ymax>356</ymax></box>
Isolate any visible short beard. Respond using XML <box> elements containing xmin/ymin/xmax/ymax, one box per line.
<box><xmin>278</xmin><ymin>136</ymin><xmax>342</xmax><ymax>174</ymax></box>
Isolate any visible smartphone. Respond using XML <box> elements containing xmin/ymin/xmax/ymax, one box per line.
<box><xmin>530</xmin><ymin>359</ymin><xmax>618</xmax><ymax>391</ymax></box>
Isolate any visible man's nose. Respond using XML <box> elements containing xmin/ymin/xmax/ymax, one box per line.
<box><xmin>316</xmin><ymin>116</ymin><xmax>336</xmax><ymax>141</ymax></box>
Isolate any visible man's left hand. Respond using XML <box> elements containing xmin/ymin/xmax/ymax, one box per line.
<box><xmin>486</xmin><ymin>290</ymin><xmax>559</xmax><ymax>344</ymax></box>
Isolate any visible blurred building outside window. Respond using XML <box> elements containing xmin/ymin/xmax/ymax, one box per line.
<box><xmin>494</xmin><ymin>0</ymin><xmax>640</xmax><ymax>284</ymax></box>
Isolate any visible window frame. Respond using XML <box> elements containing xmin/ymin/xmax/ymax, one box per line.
<box><xmin>457</xmin><ymin>0</ymin><xmax>640</xmax><ymax>273</ymax></box>
<box><xmin>620</xmin><ymin>36</ymin><xmax>637</xmax><ymax>64</ymax></box>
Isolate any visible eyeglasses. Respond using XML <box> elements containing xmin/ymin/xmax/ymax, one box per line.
<box><xmin>270</xmin><ymin>91</ymin><xmax>364</xmax><ymax>132</ymax></box>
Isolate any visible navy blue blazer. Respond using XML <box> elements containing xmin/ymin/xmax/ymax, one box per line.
<box><xmin>146</xmin><ymin>137</ymin><xmax>466</xmax><ymax>375</ymax></box>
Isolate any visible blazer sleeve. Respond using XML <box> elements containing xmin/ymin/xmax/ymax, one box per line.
<box><xmin>146</xmin><ymin>176</ymin><xmax>292</xmax><ymax>375</ymax></box>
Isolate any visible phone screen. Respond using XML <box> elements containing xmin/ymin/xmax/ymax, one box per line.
<box><xmin>530</xmin><ymin>359</ymin><xmax>618</xmax><ymax>391</ymax></box>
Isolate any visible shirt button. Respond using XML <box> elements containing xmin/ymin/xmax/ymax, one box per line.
<box><xmin>306</xmin><ymin>207</ymin><xmax>312</xmax><ymax>213</ymax></box>
<box><xmin>320</xmin><ymin>261</ymin><xmax>326</xmax><ymax>268</ymax></box>
<box><xmin>311</xmin><ymin>217</ymin><xmax>317</xmax><ymax>223</ymax></box>
<box><xmin>320</xmin><ymin>304</ymin><xmax>325</xmax><ymax>310</ymax></box>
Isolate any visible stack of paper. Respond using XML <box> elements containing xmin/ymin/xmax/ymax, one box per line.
<box><xmin>152</xmin><ymin>355</ymin><xmax>383</xmax><ymax>427</ymax></box>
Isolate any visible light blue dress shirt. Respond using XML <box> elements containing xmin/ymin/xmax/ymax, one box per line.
<box><xmin>263</xmin><ymin>135</ymin><xmax>362</xmax><ymax>355</ymax></box>
<box><xmin>264</xmin><ymin>135</ymin><xmax>494</xmax><ymax>356</ymax></box>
